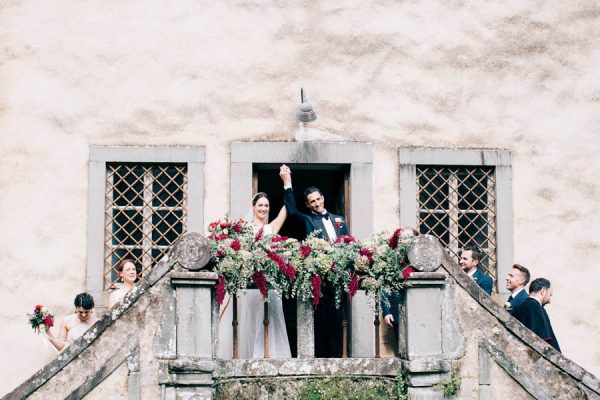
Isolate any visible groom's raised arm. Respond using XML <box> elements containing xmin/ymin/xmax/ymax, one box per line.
<box><xmin>279</xmin><ymin>165</ymin><xmax>302</xmax><ymax>219</ymax></box>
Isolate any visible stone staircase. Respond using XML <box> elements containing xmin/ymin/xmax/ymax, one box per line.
<box><xmin>3</xmin><ymin>233</ymin><xmax>599</xmax><ymax>399</ymax></box>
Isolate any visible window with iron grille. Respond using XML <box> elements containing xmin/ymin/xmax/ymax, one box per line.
<box><xmin>416</xmin><ymin>166</ymin><xmax>497</xmax><ymax>281</ymax></box>
<box><xmin>104</xmin><ymin>163</ymin><xmax>188</xmax><ymax>289</ymax></box>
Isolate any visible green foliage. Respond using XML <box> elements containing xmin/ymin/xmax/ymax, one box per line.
<box><xmin>297</xmin><ymin>377</ymin><xmax>396</xmax><ymax>400</ymax></box>
<box><xmin>433</xmin><ymin>366</ymin><xmax>462</xmax><ymax>398</ymax></box>
<box><xmin>442</xmin><ymin>375</ymin><xmax>461</xmax><ymax>397</ymax></box>
<box><xmin>395</xmin><ymin>371</ymin><xmax>409</xmax><ymax>400</ymax></box>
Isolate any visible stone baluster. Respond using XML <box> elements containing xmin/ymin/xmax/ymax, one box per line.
<box><xmin>296</xmin><ymin>300</ymin><xmax>314</xmax><ymax>358</ymax></box>
<box><xmin>399</xmin><ymin>234</ymin><xmax>451</xmax><ymax>400</ymax></box>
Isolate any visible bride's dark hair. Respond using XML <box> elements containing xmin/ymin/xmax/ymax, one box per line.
<box><xmin>252</xmin><ymin>192</ymin><xmax>269</xmax><ymax>206</ymax></box>
<box><xmin>74</xmin><ymin>292</ymin><xmax>95</xmax><ymax>310</ymax></box>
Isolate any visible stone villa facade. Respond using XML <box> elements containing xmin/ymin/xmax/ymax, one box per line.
<box><xmin>1</xmin><ymin>1</ymin><xmax>600</xmax><ymax>398</ymax></box>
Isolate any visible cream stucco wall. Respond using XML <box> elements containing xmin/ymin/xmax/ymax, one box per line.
<box><xmin>1</xmin><ymin>0</ymin><xmax>599</xmax><ymax>395</ymax></box>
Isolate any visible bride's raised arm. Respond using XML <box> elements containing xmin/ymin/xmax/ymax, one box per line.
<box><xmin>269</xmin><ymin>205</ymin><xmax>287</xmax><ymax>234</ymax></box>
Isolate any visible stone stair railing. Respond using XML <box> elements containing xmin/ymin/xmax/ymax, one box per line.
<box><xmin>3</xmin><ymin>233</ymin><xmax>600</xmax><ymax>400</ymax></box>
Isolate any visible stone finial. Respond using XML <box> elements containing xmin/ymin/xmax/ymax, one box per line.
<box><xmin>170</xmin><ymin>232</ymin><xmax>212</xmax><ymax>270</ymax></box>
<box><xmin>407</xmin><ymin>234</ymin><xmax>445</xmax><ymax>272</ymax></box>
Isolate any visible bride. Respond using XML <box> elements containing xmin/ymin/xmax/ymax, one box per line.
<box><xmin>238</xmin><ymin>191</ymin><xmax>291</xmax><ymax>358</ymax></box>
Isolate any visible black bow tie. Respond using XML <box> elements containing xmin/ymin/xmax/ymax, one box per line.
<box><xmin>314</xmin><ymin>212</ymin><xmax>330</xmax><ymax>220</ymax></box>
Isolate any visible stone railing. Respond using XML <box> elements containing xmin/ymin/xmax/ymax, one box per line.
<box><xmin>4</xmin><ymin>233</ymin><xmax>600</xmax><ymax>400</ymax></box>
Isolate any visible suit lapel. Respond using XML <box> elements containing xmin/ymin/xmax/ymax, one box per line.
<box><xmin>311</xmin><ymin>215</ymin><xmax>329</xmax><ymax>241</ymax></box>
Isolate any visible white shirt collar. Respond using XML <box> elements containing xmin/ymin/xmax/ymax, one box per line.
<box><xmin>511</xmin><ymin>287</ymin><xmax>525</xmax><ymax>297</ymax></box>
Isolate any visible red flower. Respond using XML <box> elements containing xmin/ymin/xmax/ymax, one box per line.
<box><xmin>359</xmin><ymin>247</ymin><xmax>374</xmax><ymax>263</ymax></box>
<box><xmin>252</xmin><ymin>271</ymin><xmax>268</xmax><ymax>298</ymax></box>
<box><xmin>268</xmin><ymin>251</ymin><xmax>286</xmax><ymax>272</ymax></box>
<box><xmin>35</xmin><ymin>305</ymin><xmax>43</xmax><ymax>311</ymax></box>
<box><xmin>402</xmin><ymin>266</ymin><xmax>415</xmax><ymax>280</ymax></box>
<box><xmin>254</xmin><ymin>227</ymin><xmax>264</xmax><ymax>242</ymax></box>
<box><xmin>388</xmin><ymin>228</ymin><xmax>404</xmax><ymax>250</ymax></box>
<box><xmin>43</xmin><ymin>316</ymin><xmax>54</xmax><ymax>328</ymax></box>
<box><xmin>300</xmin><ymin>245</ymin><xmax>311</xmax><ymax>258</ymax></box>
<box><xmin>230</xmin><ymin>240</ymin><xmax>241</xmax><ymax>251</ymax></box>
<box><xmin>216</xmin><ymin>275</ymin><xmax>226</xmax><ymax>305</ymax></box>
<box><xmin>285</xmin><ymin>263</ymin><xmax>296</xmax><ymax>281</ymax></box>
<box><xmin>271</xmin><ymin>236</ymin><xmax>288</xmax><ymax>242</ymax></box>
<box><xmin>348</xmin><ymin>273</ymin><xmax>359</xmax><ymax>300</ymax></box>
<box><xmin>209</xmin><ymin>233</ymin><xmax>227</xmax><ymax>241</ymax></box>
<box><xmin>311</xmin><ymin>275</ymin><xmax>322</xmax><ymax>308</ymax></box>
<box><xmin>209</xmin><ymin>221</ymin><xmax>219</xmax><ymax>230</ymax></box>
<box><xmin>220</xmin><ymin>222</ymin><xmax>231</xmax><ymax>228</ymax></box>
<box><xmin>232</xmin><ymin>224</ymin><xmax>243</xmax><ymax>233</ymax></box>
<box><xmin>270</xmin><ymin>244</ymin><xmax>279</xmax><ymax>249</ymax></box>
<box><xmin>335</xmin><ymin>235</ymin><xmax>356</xmax><ymax>244</ymax></box>
<box><xmin>216</xmin><ymin>250</ymin><xmax>224</xmax><ymax>258</ymax></box>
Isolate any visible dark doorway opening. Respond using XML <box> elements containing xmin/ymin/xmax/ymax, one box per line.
<box><xmin>253</xmin><ymin>163</ymin><xmax>350</xmax><ymax>357</ymax></box>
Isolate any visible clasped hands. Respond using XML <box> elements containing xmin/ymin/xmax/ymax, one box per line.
<box><xmin>279</xmin><ymin>164</ymin><xmax>292</xmax><ymax>187</ymax></box>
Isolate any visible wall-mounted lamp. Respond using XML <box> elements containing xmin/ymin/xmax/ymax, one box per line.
<box><xmin>295</xmin><ymin>88</ymin><xmax>317</xmax><ymax>123</ymax></box>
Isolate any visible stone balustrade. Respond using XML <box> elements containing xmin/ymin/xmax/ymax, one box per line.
<box><xmin>5</xmin><ymin>232</ymin><xmax>599</xmax><ymax>400</ymax></box>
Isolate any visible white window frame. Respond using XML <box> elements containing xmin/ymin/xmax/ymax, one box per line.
<box><xmin>399</xmin><ymin>148</ymin><xmax>513</xmax><ymax>294</ymax></box>
<box><xmin>87</xmin><ymin>146</ymin><xmax>204</xmax><ymax>305</ymax></box>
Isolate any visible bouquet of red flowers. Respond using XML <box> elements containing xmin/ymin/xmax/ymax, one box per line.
<box><xmin>27</xmin><ymin>305</ymin><xmax>54</xmax><ymax>333</ymax></box>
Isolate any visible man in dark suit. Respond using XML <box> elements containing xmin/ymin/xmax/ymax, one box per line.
<box><xmin>459</xmin><ymin>245</ymin><xmax>493</xmax><ymax>295</ymax></box>
<box><xmin>504</xmin><ymin>264</ymin><xmax>530</xmax><ymax>314</ymax></box>
<box><xmin>382</xmin><ymin>227</ymin><xmax>418</xmax><ymax>340</ymax></box>
<box><xmin>279</xmin><ymin>165</ymin><xmax>348</xmax><ymax>357</ymax></box>
<box><xmin>513</xmin><ymin>278</ymin><xmax>560</xmax><ymax>352</ymax></box>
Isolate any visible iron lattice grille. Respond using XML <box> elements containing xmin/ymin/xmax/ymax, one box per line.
<box><xmin>104</xmin><ymin>163</ymin><xmax>188</xmax><ymax>289</ymax></box>
<box><xmin>416</xmin><ymin>166</ymin><xmax>497</xmax><ymax>282</ymax></box>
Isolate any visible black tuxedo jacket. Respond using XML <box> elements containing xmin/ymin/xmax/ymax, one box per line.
<box><xmin>283</xmin><ymin>188</ymin><xmax>348</xmax><ymax>241</ymax></box>
<box><xmin>513</xmin><ymin>297</ymin><xmax>561</xmax><ymax>352</ymax></box>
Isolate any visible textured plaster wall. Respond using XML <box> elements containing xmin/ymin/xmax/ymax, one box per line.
<box><xmin>1</xmin><ymin>0</ymin><xmax>599</xmax><ymax>395</ymax></box>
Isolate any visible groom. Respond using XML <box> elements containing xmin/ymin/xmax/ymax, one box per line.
<box><xmin>279</xmin><ymin>165</ymin><xmax>348</xmax><ymax>357</ymax></box>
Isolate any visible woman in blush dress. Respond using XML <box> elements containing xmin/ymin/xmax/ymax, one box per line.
<box><xmin>45</xmin><ymin>292</ymin><xmax>98</xmax><ymax>351</ymax></box>
<box><xmin>108</xmin><ymin>259</ymin><xmax>138</xmax><ymax>309</ymax></box>
<box><xmin>238</xmin><ymin>191</ymin><xmax>291</xmax><ymax>359</ymax></box>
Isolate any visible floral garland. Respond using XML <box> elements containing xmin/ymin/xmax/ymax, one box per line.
<box><xmin>208</xmin><ymin>219</ymin><xmax>416</xmax><ymax>311</ymax></box>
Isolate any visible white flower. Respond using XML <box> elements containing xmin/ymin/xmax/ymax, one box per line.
<box><xmin>355</xmin><ymin>255</ymin><xmax>370</xmax><ymax>272</ymax></box>
<box><xmin>373</xmin><ymin>261</ymin><xmax>386</xmax><ymax>274</ymax></box>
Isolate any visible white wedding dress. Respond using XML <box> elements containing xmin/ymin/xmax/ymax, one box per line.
<box><xmin>238</xmin><ymin>224</ymin><xmax>291</xmax><ymax>359</ymax></box>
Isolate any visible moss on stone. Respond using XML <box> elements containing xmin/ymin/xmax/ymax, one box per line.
<box><xmin>215</xmin><ymin>376</ymin><xmax>398</xmax><ymax>400</ymax></box>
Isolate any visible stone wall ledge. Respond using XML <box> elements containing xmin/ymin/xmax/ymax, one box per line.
<box><xmin>170</xmin><ymin>271</ymin><xmax>219</xmax><ymax>286</ymax></box>
<box><xmin>210</xmin><ymin>358</ymin><xmax>403</xmax><ymax>378</ymax></box>
<box><xmin>401</xmin><ymin>358</ymin><xmax>451</xmax><ymax>373</ymax></box>
<box><xmin>440</xmin><ymin>252</ymin><xmax>600</xmax><ymax>396</ymax></box>
<box><xmin>405</xmin><ymin>272</ymin><xmax>446</xmax><ymax>286</ymax></box>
